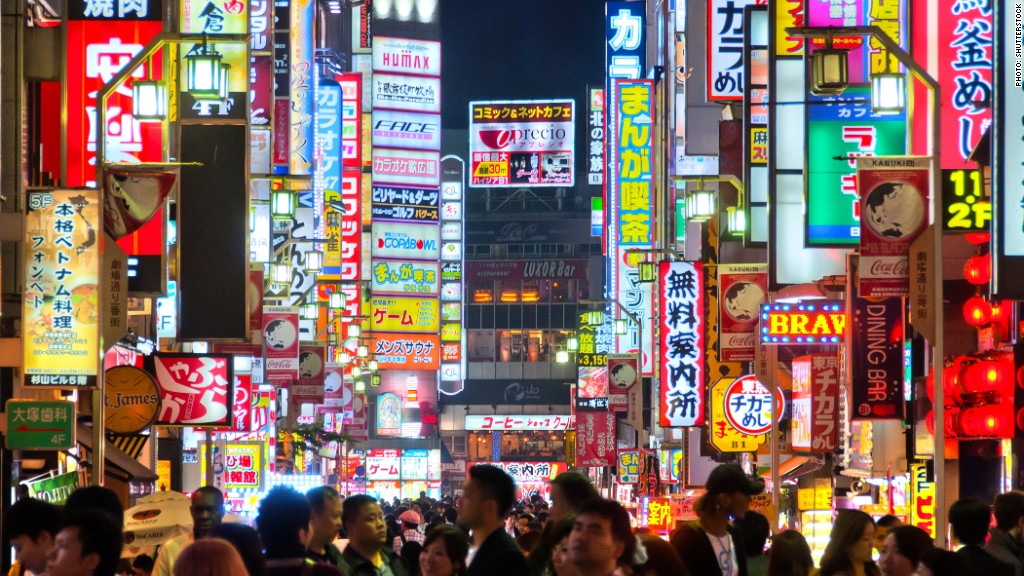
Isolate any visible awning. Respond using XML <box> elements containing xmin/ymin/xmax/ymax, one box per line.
<box><xmin>760</xmin><ymin>455</ymin><xmax>825</xmax><ymax>480</ymax></box>
<box><xmin>75</xmin><ymin>426</ymin><xmax>159</xmax><ymax>483</ymax></box>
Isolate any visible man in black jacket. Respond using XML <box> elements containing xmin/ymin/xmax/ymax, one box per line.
<box><xmin>950</xmin><ymin>497</ymin><xmax>1015</xmax><ymax>576</ymax></box>
<box><xmin>568</xmin><ymin>499</ymin><xmax>635</xmax><ymax>576</ymax></box>
<box><xmin>459</xmin><ymin>465</ymin><xmax>529</xmax><ymax>576</ymax></box>
<box><xmin>341</xmin><ymin>494</ymin><xmax>409</xmax><ymax>576</ymax></box>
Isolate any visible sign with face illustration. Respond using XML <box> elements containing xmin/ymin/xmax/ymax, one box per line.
<box><xmin>857</xmin><ymin>157</ymin><xmax>929</xmax><ymax>298</ymax></box>
<box><xmin>262</xmin><ymin>306</ymin><xmax>299</xmax><ymax>384</ymax></box>
<box><xmin>718</xmin><ymin>264</ymin><xmax>767</xmax><ymax>362</ymax></box>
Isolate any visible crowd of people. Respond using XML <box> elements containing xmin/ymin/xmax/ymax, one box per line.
<box><xmin>6</xmin><ymin>464</ymin><xmax>1024</xmax><ymax>576</ymax></box>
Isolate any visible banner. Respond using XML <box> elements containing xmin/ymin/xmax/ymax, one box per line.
<box><xmin>466</xmin><ymin>259</ymin><xmax>588</xmax><ymax>281</ymax></box>
<box><xmin>718</xmin><ymin>264</ymin><xmax>767</xmax><ymax>362</ymax></box>
<box><xmin>607</xmin><ymin>355</ymin><xmax>637</xmax><ymax>413</ymax></box>
<box><xmin>372</xmin><ymin>37</ymin><xmax>441</xmax><ymax>76</ymax></box>
<box><xmin>292</xmin><ymin>344</ymin><xmax>325</xmax><ymax>403</ymax></box>
<box><xmin>23</xmin><ymin>189</ymin><xmax>101</xmax><ymax>387</ymax></box>
<box><xmin>659</xmin><ymin>261</ymin><xmax>705</xmax><ymax>426</ymax></box>
<box><xmin>370</xmin><ymin>296</ymin><xmax>439</xmax><ymax>333</ymax></box>
<box><xmin>103</xmin><ymin>169</ymin><xmax>176</xmax><ymax>240</ymax></box>
<box><xmin>371</xmin><ymin>260</ymin><xmax>439</xmax><ymax>295</ymax></box>
<box><xmin>708</xmin><ymin>0</ymin><xmax>760</xmax><ymax>100</ymax></box>
<box><xmin>371</xmin><ymin>221</ymin><xmax>440</xmax><ymax>260</ymax></box>
<box><xmin>468</xmin><ymin>100</ymin><xmax>575</xmax><ymax>187</ymax></box>
<box><xmin>262</xmin><ymin>306</ymin><xmax>300</xmax><ymax>384</ymax></box>
<box><xmin>791</xmin><ymin>354</ymin><xmax>839</xmax><ymax>452</ymax></box>
<box><xmin>371</xmin><ymin>73</ymin><xmax>441</xmax><ymax>113</ymax></box>
<box><xmin>371</xmin><ymin>185</ymin><xmax>439</xmax><ymax>222</ymax></box>
<box><xmin>614</xmin><ymin>80</ymin><xmax>653</xmax><ymax>246</ymax></box>
<box><xmin>576</xmin><ymin>359</ymin><xmax>609</xmax><ymax>412</ymax></box>
<box><xmin>857</xmin><ymin>157</ymin><xmax>929</xmax><ymax>297</ymax></box>
<box><xmin>575</xmin><ymin>411</ymin><xmax>616</xmax><ymax>467</ymax></box>
<box><xmin>372</xmin><ymin>109</ymin><xmax>441</xmax><ymax>151</ymax></box>
<box><xmin>847</xmin><ymin>256</ymin><xmax>905</xmax><ymax>420</ymax></box>
<box><xmin>25</xmin><ymin>471</ymin><xmax>80</xmax><ymax>504</ymax></box>
<box><xmin>372</xmin><ymin>148</ymin><xmax>441</xmax><ymax>187</ymax></box>
<box><xmin>152</xmin><ymin>353</ymin><xmax>233</xmax><ymax>426</ymax></box>
<box><xmin>370</xmin><ymin>333</ymin><xmax>440</xmax><ymax>371</ymax></box>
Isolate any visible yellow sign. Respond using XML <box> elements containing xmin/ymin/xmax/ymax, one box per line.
<box><xmin>370</xmin><ymin>297</ymin><xmax>439</xmax><ymax>333</ymax></box>
<box><xmin>440</xmin><ymin>323</ymin><xmax>461</xmax><ymax>342</ymax></box>
<box><xmin>201</xmin><ymin>441</ymin><xmax>265</xmax><ymax>492</ymax></box>
<box><xmin>775</xmin><ymin>0</ymin><xmax>805</xmax><ymax>57</ymax></box>
<box><xmin>710</xmin><ymin>378</ymin><xmax>767</xmax><ymax>453</ymax></box>
<box><xmin>910</xmin><ymin>464</ymin><xmax>936</xmax><ymax>538</ymax></box>
<box><xmin>104</xmin><ymin>366</ymin><xmax>160</xmax><ymax>434</ymax></box>
<box><xmin>23</xmin><ymin>189</ymin><xmax>101</xmax><ymax>387</ymax></box>
<box><xmin>750</xmin><ymin>127</ymin><xmax>767</xmax><ymax>165</ymax></box>
<box><xmin>157</xmin><ymin>460</ymin><xmax>172</xmax><ymax>491</ymax></box>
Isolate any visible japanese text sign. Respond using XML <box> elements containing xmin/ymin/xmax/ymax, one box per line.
<box><xmin>372</xmin><ymin>148</ymin><xmax>441</xmax><ymax>188</ymax></box>
<box><xmin>371</xmin><ymin>259</ymin><xmax>439</xmax><ymax>295</ymax></box>
<box><xmin>401</xmin><ymin>449</ymin><xmax>430</xmax><ymax>480</ymax></box>
<box><xmin>577</xmin><ymin>357</ymin><xmax>609</xmax><ymax>412</ymax></box>
<box><xmin>222</xmin><ymin>442</ymin><xmax>263</xmax><ymax>491</ymax></box>
<box><xmin>616</xmin><ymin>80</ymin><xmax>653</xmax><ymax>246</ymax></box>
<box><xmin>708</xmin><ymin>0</ymin><xmax>760</xmax><ymax>100</ymax></box>
<box><xmin>464</xmin><ymin>415</ymin><xmax>575</xmax><ymax>431</ymax></box>
<box><xmin>371</xmin><ymin>333</ymin><xmax>440</xmax><ymax>371</ymax></box>
<box><xmin>367</xmin><ymin>448</ymin><xmax>401</xmax><ymax>480</ymax></box>
<box><xmin>23</xmin><ymin>189</ymin><xmax>101</xmax><ymax>387</ymax></box>
<box><xmin>69</xmin><ymin>0</ymin><xmax>160</xmax><ymax>19</ymax></box>
<box><xmin>941</xmin><ymin>169</ymin><xmax>991</xmax><ymax>232</ymax></box>
<box><xmin>710</xmin><ymin>377</ymin><xmax>767</xmax><ymax>453</ymax></box>
<box><xmin>288</xmin><ymin>0</ymin><xmax>313</xmax><ymax>174</ymax></box>
<box><xmin>484</xmin><ymin>462</ymin><xmax>564</xmax><ymax>484</ymax></box>
<box><xmin>857</xmin><ymin>156</ymin><xmax>930</xmax><ymax>297</ymax></box>
<box><xmin>372</xmin><ymin>109</ymin><xmax>441</xmax><ymax>151</ymax></box>
<box><xmin>760</xmin><ymin>302</ymin><xmax>846</xmax><ymax>344</ymax></box>
<box><xmin>371</xmin><ymin>221</ymin><xmax>440</xmax><ymax>261</ymax></box>
<box><xmin>372</xmin><ymin>73</ymin><xmax>440</xmax><ymax>113</ymax></box>
<box><xmin>372</xmin><ymin>185</ymin><xmax>439</xmax><ymax>222</ymax></box>
<box><xmin>153</xmin><ymin>353</ymin><xmax>234</xmax><ymax>426</ymax></box>
<box><xmin>588</xmin><ymin>88</ymin><xmax>605</xmax><ymax>186</ymax></box>
<box><xmin>910</xmin><ymin>463</ymin><xmax>936</xmax><ymax>538</ymax></box>
<box><xmin>659</xmin><ymin>261</ymin><xmax>705</xmax><ymax>427</ymax></box>
<box><xmin>791</xmin><ymin>354</ymin><xmax>839</xmax><ymax>453</ymax></box>
<box><xmin>322</xmin><ymin>170</ymin><xmax>362</xmax><ymax>282</ymax></box>
<box><xmin>606</xmin><ymin>2</ymin><xmax>646</xmax><ymax>86</ymax></box>
<box><xmin>575</xmin><ymin>411</ymin><xmax>616</xmax><ymax>467</ymax></box>
<box><xmin>370</xmin><ymin>296</ymin><xmax>439</xmax><ymax>333</ymax></box>
<box><xmin>994</xmin><ymin>0</ymin><xmax>1024</xmax><ymax>297</ymax></box>
<box><xmin>4</xmin><ymin>400</ymin><xmax>76</xmax><ymax>450</ymax></box>
<box><xmin>468</xmin><ymin>99</ymin><xmax>575</xmax><ymax>187</ymax></box>
<box><xmin>618</xmin><ymin>450</ymin><xmax>640</xmax><ymax>483</ymax></box>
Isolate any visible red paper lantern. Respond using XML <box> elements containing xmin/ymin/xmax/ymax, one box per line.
<box><xmin>990</xmin><ymin>299</ymin><xmax>1012</xmax><ymax>323</ymax></box>
<box><xmin>963</xmin><ymin>255</ymin><xmax>991</xmax><ymax>285</ymax></box>
<box><xmin>963</xmin><ymin>296</ymin><xmax>992</xmax><ymax>326</ymax></box>
<box><xmin>960</xmin><ymin>359</ymin><xmax>1014</xmax><ymax>396</ymax></box>
<box><xmin>964</xmin><ymin>233</ymin><xmax>991</xmax><ymax>245</ymax></box>
<box><xmin>958</xmin><ymin>404</ymin><xmax>1014</xmax><ymax>438</ymax></box>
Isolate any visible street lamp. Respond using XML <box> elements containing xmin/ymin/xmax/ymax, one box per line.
<box><xmin>329</xmin><ymin>291</ymin><xmax>345</xmax><ymax>310</ymax></box>
<box><xmin>787</xmin><ymin>23</ymin><xmax>944</xmax><ymax>542</ymax></box>
<box><xmin>132</xmin><ymin>80</ymin><xmax>167</xmax><ymax>121</ymax></box>
<box><xmin>184</xmin><ymin>36</ymin><xmax>225</xmax><ymax>101</ymax></box>
<box><xmin>271</xmin><ymin>190</ymin><xmax>295</xmax><ymax>219</ymax></box>
<box><xmin>566</xmin><ymin>336</ymin><xmax>579</xmax><ymax>352</ymax></box>
<box><xmin>347</xmin><ymin>323</ymin><xmax>361</xmax><ymax>338</ymax></box>
<box><xmin>811</xmin><ymin>32</ymin><xmax>848</xmax><ymax>95</ymax></box>
<box><xmin>684</xmin><ymin>184</ymin><xmax>716</xmax><ymax>221</ymax></box>
<box><xmin>556</xmin><ymin>350</ymin><xmax>570</xmax><ymax>364</ymax></box>
<box><xmin>871</xmin><ymin>70</ymin><xmax>907</xmax><ymax>114</ymax></box>
<box><xmin>305</xmin><ymin>250</ymin><xmax>324</xmax><ymax>272</ymax></box>
<box><xmin>637</xmin><ymin>261</ymin><xmax>658</xmax><ymax>283</ymax></box>
<box><xmin>272</xmin><ymin>262</ymin><xmax>290</xmax><ymax>284</ymax></box>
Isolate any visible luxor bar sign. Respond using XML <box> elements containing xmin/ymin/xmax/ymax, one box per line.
<box><xmin>760</xmin><ymin>303</ymin><xmax>846</xmax><ymax>344</ymax></box>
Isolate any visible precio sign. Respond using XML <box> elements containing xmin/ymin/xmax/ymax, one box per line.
<box><xmin>469</xmin><ymin>99</ymin><xmax>575</xmax><ymax>188</ymax></box>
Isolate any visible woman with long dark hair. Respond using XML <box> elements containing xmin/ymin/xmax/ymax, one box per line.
<box><xmin>818</xmin><ymin>510</ymin><xmax>879</xmax><ymax>576</ymax></box>
<box><xmin>767</xmin><ymin>530</ymin><xmax>815</xmax><ymax>576</ymax></box>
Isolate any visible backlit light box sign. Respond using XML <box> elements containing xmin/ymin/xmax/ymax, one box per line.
<box><xmin>464</xmin><ymin>415</ymin><xmax>575</xmax><ymax>431</ymax></box>
<box><xmin>468</xmin><ymin>100</ymin><xmax>575</xmax><ymax>188</ymax></box>
<box><xmin>760</xmin><ymin>303</ymin><xmax>846</xmax><ymax>344</ymax></box>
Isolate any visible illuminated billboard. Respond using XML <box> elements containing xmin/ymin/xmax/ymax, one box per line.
<box><xmin>759</xmin><ymin>303</ymin><xmax>845</xmax><ymax>344</ymax></box>
<box><xmin>469</xmin><ymin>100</ymin><xmax>575</xmax><ymax>188</ymax></box>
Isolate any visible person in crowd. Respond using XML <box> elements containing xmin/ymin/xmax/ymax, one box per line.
<box><xmin>46</xmin><ymin>511</ymin><xmax>123</xmax><ymax>576</ymax></box>
<box><xmin>518</xmin><ymin>514</ymin><xmax>536</xmax><ymax>536</ymax></box>
<box><xmin>64</xmin><ymin>486</ymin><xmax>124</xmax><ymax>528</ymax></box>
<box><xmin>396</xmin><ymin>510</ymin><xmax>427</xmax><ymax>555</ymax></box>
<box><xmin>736</xmin><ymin>511</ymin><xmax>770</xmax><ymax>576</ymax></box>
<box><xmin>877</xmin><ymin>525</ymin><xmax>932</xmax><ymax>576</ymax></box>
<box><xmin>548</xmin><ymin>473</ymin><xmax>599</xmax><ymax>522</ymax></box>
<box><xmin>154</xmin><ymin>486</ymin><xmax>225</xmax><ymax>576</ymax></box>
<box><xmin>872</xmin><ymin>516</ymin><xmax>901</xmax><ymax>557</ymax></box>
<box><xmin>818</xmin><ymin>509</ymin><xmax>879</xmax><ymax>576</ymax></box>
<box><xmin>459</xmin><ymin>465</ymin><xmax>529</xmax><ymax>576</ymax></box>
<box><xmin>671</xmin><ymin>464</ymin><xmax>765</xmax><ymax>576</ymax></box>
<box><xmin>445</xmin><ymin>508</ymin><xmax>459</xmax><ymax>526</ymax></box>
<box><xmin>257</xmin><ymin>486</ymin><xmax>342</xmax><ymax>576</ymax></box>
<box><xmin>767</xmin><ymin>530</ymin><xmax>814</xmax><ymax>576</ymax></box>
<box><xmin>517</xmin><ymin>531</ymin><xmax>542</xmax><ymax>556</ymax></box>
<box><xmin>420</xmin><ymin>525</ymin><xmax>469</xmax><ymax>576</ymax></box>
<box><xmin>341</xmin><ymin>494</ymin><xmax>410</xmax><ymax>576</ymax></box>
<box><xmin>567</xmin><ymin>499</ymin><xmax>635</xmax><ymax>576</ymax></box>
<box><xmin>131</xmin><ymin>555</ymin><xmax>155</xmax><ymax>576</ymax></box>
<box><xmin>917</xmin><ymin>548</ymin><xmax>968</xmax><ymax>576</ymax></box>
<box><xmin>537</xmin><ymin>512</ymin><xmax>550</xmax><ymax>530</ymax></box>
<box><xmin>505</xmin><ymin>512</ymin><xmax>521</xmax><ymax>539</ymax></box>
<box><xmin>386</xmin><ymin>514</ymin><xmax>403</xmax><ymax>548</ymax></box>
<box><xmin>949</xmin><ymin>497</ymin><xmax>1015</xmax><ymax>576</ymax></box>
<box><xmin>209</xmin><ymin>523</ymin><xmax>268</xmax><ymax>576</ymax></box>
<box><xmin>543</xmin><ymin>517</ymin><xmax>577</xmax><ymax>576</ymax></box>
<box><xmin>172</xmin><ymin>539</ymin><xmax>248</xmax><ymax>576</ymax></box>
<box><xmin>989</xmin><ymin>491</ymin><xmax>1024</xmax><ymax>576</ymax></box>
<box><xmin>307</xmin><ymin>486</ymin><xmax>346</xmax><ymax>569</ymax></box>
<box><xmin>5</xmin><ymin>497</ymin><xmax>63</xmax><ymax>576</ymax></box>
<box><xmin>633</xmin><ymin>533</ymin><xmax>690</xmax><ymax>576</ymax></box>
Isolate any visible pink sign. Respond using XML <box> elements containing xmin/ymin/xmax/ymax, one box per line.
<box><xmin>607</xmin><ymin>355</ymin><xmax>636</xmax><ymax>413</ymax></box>
<box><xmin>857</xmin><ymin>157</ymin><xmax>929</xmax><ymax>298</ymax></box>
<box><xmin>319</xmin><ymin>364</ymin><xmax>350</xmax><ymax>415</ymax></box>
<box><xmin>575</xmin><ymin>411</ymin><xmax>616</xmax><ymax>467</ymax></box>
<box><xmin>348</xmin><ymin>392</ymin><xmax>369</xmax><ymax>441</ymax></box>
<box><xmin>262</xmin><ymin>306</ymin><xmax>299</xmax><ymax>384</ymax></box>
<box><xmin>792</xmin><ymin>354</ymin><xmax>839</xmax><ymax>453</ymax></box>
<box><xmin>153</xmin><ymin>353</ymin><xmax>233</xmax><ymax>426</ymax></box>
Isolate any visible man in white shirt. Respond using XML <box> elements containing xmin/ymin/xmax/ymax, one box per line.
<box><xmin>153</xmin><ymin>486</ymin><xmax>224</xmax><ymax>576</ymax></box>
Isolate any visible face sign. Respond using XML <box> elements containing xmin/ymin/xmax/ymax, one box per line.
<box><xmin>865</xmin><ymin>182</ymin><xmax>925</xmax><ymax>239</ymax></box>
<box><xmin>346</xmin><ymin>502</ymin><xmax>387</xmax><ymax>551</ymax></box>
<box><xmin>190</xmin><ymin>491</ymin><xmax>225</xmax><ymax>538</ymax></box>
<box><xmin>723</xmin><ymin>282</ymin><xmax>765</xmax><ymax>322</ymax></box>
<box><xmin>420</xmin><ymin>539</ymin><xmax>457</xmax><ymax>576</ymax></box>
<box><xmin>878</xmin><ymin>533</ymin><xmax>915</xmax><ymax>576</ymax></box>
<box><xmin>12</xmin><ymin>533</ymin><xmax>54</xmax><ymax>575</ymax></box>
<box><xmin>46</xmin><ymin>527</ymin><xmax>98</xmax><ymax>576</ymax></box>
<box><xmin>264</xmin><ymin>319</ymin><xmax>296</xmax><ymax>350</ymax></box>
<box><xmin>568</xmin><ymin>513</ymin><xmax>624</xmax><ymax>572</ymax></box>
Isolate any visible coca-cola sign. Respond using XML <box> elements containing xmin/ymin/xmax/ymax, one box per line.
<box><xmin>857</xmin><ymin>157</ymin><xmax>930</xmax><ymax>297</ymax></box>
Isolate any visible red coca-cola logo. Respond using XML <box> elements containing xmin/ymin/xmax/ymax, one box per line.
<box><xmin>868</xmin><ymin>259</ymin><xmax>909</xmax><ymax>276</ymax></box>
<box><xmin>266</xmin><ymin>359</ymin><xmax>294</xmax><ymax>369</ymax></box>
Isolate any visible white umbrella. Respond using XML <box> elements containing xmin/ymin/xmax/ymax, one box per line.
<box><xmin>122</xmin><ymin>491</ymin><xmax>193</xmax><ymax>558</ymax></box>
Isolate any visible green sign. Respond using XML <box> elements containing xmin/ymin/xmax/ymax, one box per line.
<box><xmin>25</xmin><ymin>471</ymin><xmax>80</xmax><ymax>504</ymax></box>
<box><xmin>5</xmin><ymin>400</ymin><xmax>75</xmax><ymax>450</ymax></box>
<box><xmin>806</xmin><ymin>87</ymin><xmax>907</xmax><ymax>246</ymax></box>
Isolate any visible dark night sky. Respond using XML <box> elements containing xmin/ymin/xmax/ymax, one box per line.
<box><xmin>439</xmin><ymin>0</ymin><xmax>608</xmax><ymax>132</ymax></box>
